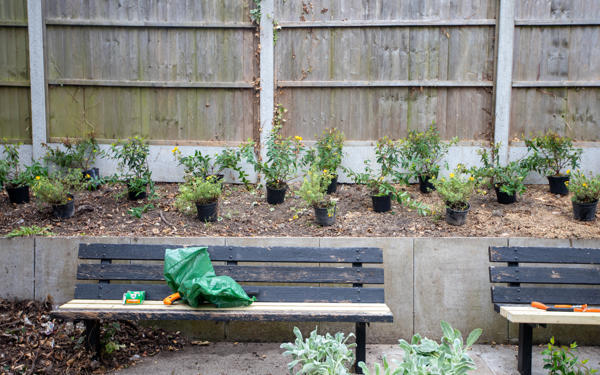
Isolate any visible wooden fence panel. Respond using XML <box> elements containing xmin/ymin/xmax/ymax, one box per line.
<box><xmin>45</xmin><ymin>0</ymin><xmax>256</xmax><ymax>143</ymax></box>
<box><xmin>510</xmin><ymin>0</ymin><xmax>600</xmax><ymax>140</ymax></box>
<box><xmin>0</xmin><ymin>0</ymin><xmax>30</xmax><ymax>142</ymax></box>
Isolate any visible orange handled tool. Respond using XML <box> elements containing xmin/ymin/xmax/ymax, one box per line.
<box><xmin>531</xmin><ymin>301</ymin><xmax>596</xmax><ymax>312</ymax></box>
<box><xmin>163</xmin><ymin>292</ymin><xmax>181</xmax><ymax>305</ymax></box>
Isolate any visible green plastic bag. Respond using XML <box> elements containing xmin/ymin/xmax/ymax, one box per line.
<box><xmin>164</xmin><ymin>247</ymin><xmax>255</xmax><ymax>308</ymax></box>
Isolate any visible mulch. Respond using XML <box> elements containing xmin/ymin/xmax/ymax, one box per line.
<box><xmin>0</xmin><ymin>298</ymin><xmax>188</xmax><ymax>375</ymax></box>
<box><xmin>0</xmin><ymin>182</ymin><xmax>598</xmax><ymax>238</ymax></box>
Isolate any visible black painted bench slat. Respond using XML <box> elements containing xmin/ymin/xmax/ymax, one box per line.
<box><xmin>489</xmin><ymin>245</ymin><xmax>600</xmax><ymax>375</ymax></box>
<box><xmin>53</xmin><ymin>243</ymin><xmax>393</xmax><ymax>374</ymax></box>
<box><xmin>77</xmin><ymin>263</ymin><xmax>385</xmax><ymax>284</ymax></box>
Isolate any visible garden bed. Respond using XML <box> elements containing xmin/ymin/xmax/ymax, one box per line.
<box><xmin>0</xmin><ymin>183</ymin><xmax>598</xmax><ymax>238</ymax></box>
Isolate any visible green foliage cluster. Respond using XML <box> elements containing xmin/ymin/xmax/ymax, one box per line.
<box><xmin>5</xmin><ymin>225</ymin><xmax>54</xmax><ymax>238</ymax></box>
<box><xmin>302</xmin><ymin>128</ymin><xmax>345</xmax><ymax>174</ymax></box>
<box><xmin>542</xmin><ymin>337</ymin><xmax>598</xmax><ymax>375</ymax></box>
<box><xmin>281</xmin><ymin>327</ymin><xmax>356</xmax><ymax>375</ymax></box>
<box><xmin>175</xmin><ymin>176</ymin><xmax>222</xmax><ymax>211</ymax></box>
<box><xmin>249</xmin><ymin>0</ymin><xmax>261</xmax><ymax>24</ymax></box>
<box><xmin>31</xmin><ymin>169</ymin><xmax>84</xmax><ymax>205</ymax></box>
<box><xmin>1</xmin><ymin>142</ymin><xmax>47</xmax><ymax>188</ymax></box>
<box><xmin>358</xmin><ymin>321</ymin><xmax>482</xmax><ymax>375</ymax></box>
<box><xmin>297</xmin><ymin>168</ymin><xmax>336</xmax><ymax>214</ymax></box>
<box><xmin>398</xmin><ymin>124</ymin><xmax>457</xmax><ymax>180</ymax></box>
<box><xmin>432</xmin><ymin>170</ymin><xmax>476</xmax><ymax>211</ymax></box>
<box><xmin>109</xmin><ymin>136</ymin><xmax>153</xmax><ymax>195</ymax></box>
<box><xmin>246</xmin><ymin>105</ymin><xmax>304</xmax><ymax>189</ymax></box>
<box><xmin>127</xmin><ymin>203</ymin><xmax>155</xmax><ymax>219</ymax></box>
<box><xmin>567</xmin><ymin>171</ymin><xmax>600</xmax><ymax>203</ymax></box>
<box><xmin>345</xmin><ymin>138</ymin><xmax>430</xmax><ymax>216</ymax></box>
<box><xmin>43</xmin><ymin>136</ymin><xmax>103</xmax><ymax>171</ymax></box>
<box><xmin>102</xmin><ymin>322</ymin><xmax>126</xmax><ymax>355</ymax></box>
<box><xmin>472</xmin><ymin>143</ymin><xmax>528</xmax><ymax>196</ymax></box>
<box><xmin>524</xmin><ymin>130</ymin><xmax>582</xmax><ymax>177</ymax></box>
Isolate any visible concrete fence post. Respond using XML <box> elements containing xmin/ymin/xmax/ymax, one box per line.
<box><xmin>27</xmin><ymin>0</ymin><xmax>47</xmax><ymax>161</ymax></box>
<box><xmin>259</xmin><ymin>0</ymin><xmax>275</xmax><ymax>181</ymax></box>
<box><xmin>494</xmin><ymin>0</ymin><xmax>515</xmax><ymax>165</ymax></box>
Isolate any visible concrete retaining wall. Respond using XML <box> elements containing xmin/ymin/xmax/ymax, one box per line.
<box><xmin>1</xmin><ymin>236</ymin><xmax>599</xmax><ymax>344</ymax></box>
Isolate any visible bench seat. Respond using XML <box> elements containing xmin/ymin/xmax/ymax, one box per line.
<box><xmin>499</xmin><ymin>305</ymin><xmax>600</xmax><ymax>325</ymax></box>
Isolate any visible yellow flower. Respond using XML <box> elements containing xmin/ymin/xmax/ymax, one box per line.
<box><xmin>172</xmin><ymin>146</ymin><xmax>179</xmax><ymax>153</ymax></box>
<box><xmin>583</xmin><ymin>183</ymin><xmax>588</xmax><ymax>187</ymax></box>
<box><xmin>469</xmin><ymin>176</ymin><xmax>475</xmax><ymax>181</ymax></box>
<box><xmin>323</xmin><ymin>169</ymin><xmax>328</xmax><ymax>174</ymax></box>
<box><xmin>565</xmin><ymin>181</ymin><xmax>569</xmax><ymax>186</ymax></box>
<box><xmin>293</xmin><ymin>215</ymin><xmax>298</xmax><ymax>220</ymax></box>
<box><xmin>449</xmin><ymin>173</ymin><xmax>455</xmax><ymax>178</ymax></box>
<box><xmin>294</xmin><ymin>136</ymin><xmax>303</xmax><ymax>141</ymax></box>
<box><xmin>35</xmin><ymin>176</ymin><xmax>41</xmax><ymax>180</ymax></box>
<box><xmin>566</xmin><ymin>169</ymin><xmax>571</xmax><ymax>175</ymax></box>
<box><xmin>85</xmin><ymin>174</ymin><xmax>91</xmax><ymax>178</ymax></box>
<box><xmin>67</xmin><ymin>197</ymin><xmax>72</xmax><ymax>201</ymax></box>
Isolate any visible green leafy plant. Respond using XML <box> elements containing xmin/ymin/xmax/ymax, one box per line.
<box><xmin>101</xmin><ymin>322</ymin><xmax>126</xmax><ymax>355</ymax></box>
<box><xmin>542</xmin><ymin>337</ymin><xmax>598</xmax><ymax>375</ymax></box>
<box><xmin>1</xmin><ymin>142</ymin><xmax>48</xmax><ymax>188</ymax></box>
<box><xmin>297</xmin><ymin>168</ymin><xmax>337</xmax><ymax>215</ymax></box>
<box><xmin>345</xmin><ymin>138</ymin><xmax>430</xmax><ymax>216</ymax></box>
<box><xmin>244</xmin><ymin>105</ymin><xmax>304</xmax><ymax>189</ymax></box>
<box><xmin>398</xmin><ymin>124</ymin><xmax>457</xmax><ymax>182</ymax></box>
<box><xmin>109</xmin><ymin>136</ymin><xmax>153</xmax><ymax>196</ymax></box>
<box><xmin>567</xmin><ymin>171</ymin><xmax>600</xmax><ymax>203</ymax></box>
<box><xmin>5</xmin><ymin>225</ymin><xmax>54</xmax><ymax>238</ymax></box>
<box><xmin>432</xmin><ymin>170</ymin><xmax>476</xmax><ymax>211</ymax></box>
<box><xmin>473</xmin><ymin>143</ymin><xmax>528</xmax><ymax>196</ymax></box>
<box><xmin>31</xmin><ymin>169</ymin><xmax>83</xmax><ymax>205</ymax></box>
<box><xmin>127</xmin><ymin>203</ymin><xmax>155</xmax><ymax>219</ymax></box>
<box><xmin>358</xmin><ymin>321</ymin><xmax>482</xmax><ymax>375</ymax></box>
<box><xmin>524</xmin><ymin>130</ymin><xmax>582</xmax><ymax>177</ymax></box>
<box><xmin>302</xmin><ymin>128</ymin><xmax>345</xmax><ymax>176</ymax></box>
<box><xmin>175</xmin><ymin>176</ymin><xmax>222</xmax><ymax>215</ymax></box>
<box><xmin>43</xmin><ymin>135</ymin><xmax>103</xmax><ymax>171</ymax></box>
<box><xmin>249</xmin><ymin>0</ymin><xmax>261</xmax><ymax>24</ymax></box>
<box><xmin>281</xmin><ymin>327</ymin><xmax>356</xmax><ymax>375</ymax></box>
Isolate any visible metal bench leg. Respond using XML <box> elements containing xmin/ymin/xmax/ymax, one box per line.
<box><xmin>355</xmin><ymin>322</ymin><xmax>366</xmax><ymax>374</ymax></box>
<box><xmin>84</xmin><ymin>319</ymin><xmax>101</xmax><ymax>357</ymax></box>
<box><xmin>518</xmin><ymin>323</ymin><xmax>533</xmax><ymax>375</ymax></box>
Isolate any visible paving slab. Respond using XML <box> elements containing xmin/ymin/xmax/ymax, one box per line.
<box><xmin>110</xmin><ymin>343</ymin><xmax>600</xmax><ymax>375</ymax></box>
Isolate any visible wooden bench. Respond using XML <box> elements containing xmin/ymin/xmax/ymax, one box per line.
<box><xmin>489</xmin><ymin>246</ymin><xmax>600</xmax><ymax>375</ymax></box>
<box><xmin>51</xmin><ymin>243</ymin><xmax>394</xmax><ymax>373</ymax></box>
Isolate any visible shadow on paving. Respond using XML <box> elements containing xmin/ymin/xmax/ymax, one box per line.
<box><xmin>110</xmin><ymin>343</ymin><xmax>600</xmax><ymax>375</ymax></box>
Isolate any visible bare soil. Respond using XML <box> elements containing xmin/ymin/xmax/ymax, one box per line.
<box><xmin>0</xmin><ymin>183</ymin><xmax>598</xmax><ymax>238</ymax></box>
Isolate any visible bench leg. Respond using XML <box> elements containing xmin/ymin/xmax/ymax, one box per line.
<box><xmin>355</xmin><ymin>322</ymin><xmax>366</xmax><ymax>374</ymax></box>
<box><xmin>84</xmin><ymin>319</ymin><xmax>101</xmax><ymax>357</ymax></box>
<box><xmin>518</xmin><ymin>323</ymin><xmax>533</xmax><ymax>375</ymax></box>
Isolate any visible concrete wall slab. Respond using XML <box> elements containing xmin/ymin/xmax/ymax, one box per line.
<box><xmin>0</xmin><ymin>237</ymin><xmax>34</xmax><ymax>300</ymax></box>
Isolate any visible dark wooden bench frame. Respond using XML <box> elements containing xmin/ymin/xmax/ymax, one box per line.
<box><xmin>489</xmin><ymin>246</ymin><xmax>600</xmax><ymax>375</ymax></box>
<box><xmin>52</xmin><ymin>243</ymin><xmax>394</xmax><ymax>373</ymax></box>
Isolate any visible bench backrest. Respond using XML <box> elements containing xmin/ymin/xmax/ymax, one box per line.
<box><xmin>76</xmin><ymin>243</ymin><xmax>385</xmax><ymax>304</ymax></box>
<box><xmin>489</xmin><ymin>246</ymin><xmax>600</xmax><ymax>307</ymax></box>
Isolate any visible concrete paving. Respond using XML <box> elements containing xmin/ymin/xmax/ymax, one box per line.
<box><xmin>111</xmin><ymin>343</ymin><xmax>600</xmax><ymax>375</ymax></box>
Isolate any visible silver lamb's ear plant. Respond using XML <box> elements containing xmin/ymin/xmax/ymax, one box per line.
<box><xmin>281</xmin><ymin>326</ymin><xmax>356</xmax><ymax>375</ymax></box>
<box><xmin>358</xmin><ymin>321</ymin><xmax>482</xmax><ymax>375</ymax></box>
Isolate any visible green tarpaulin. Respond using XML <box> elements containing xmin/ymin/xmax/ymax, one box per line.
<box><xmin>164</xmin><ymin>247</ymin><xmax>255</xmax><ymax>308</ymax></box>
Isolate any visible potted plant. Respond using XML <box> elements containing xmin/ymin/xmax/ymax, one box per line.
<box><xmin>302</xmin><ymin>128</ymin><xmax>345</xmax><ymax>194</ymax></box>
<box><xmin>524</xmin><ymin>130</ymin><xmax>582</xmax><ymax>195</ymax></box>
<box><xmin>474</xmin><ymin>143</ymin><xmax>528</xmax><ymax>204</ymax></box>
<box><xmin>298</xmin><ymin>168</ymin><xmax>338</xmax><ymax>226</ymax></box>
<box><xmin>399</xmin><ymin>124</ymin><xmax>457</xmax><ymax>193</ymax></box>
<box><xmin>31</xmin><ymin>169</ymin><xmax>83</xmax><ymax>219</ymax></box>
<box><xmin>433</xmin><ymin>170</ymin><xmax>476</xmax><ymax>226</ymax></box>
<box><xmin>43</xmin><ymin>135</ymin><xmax>104</xmax><ymax>185</ymax></box>
<box><xmin>345</xmin><ymin>138</ymin><xmax>429</xmax><ymax>215</ymax></box>
<box><xmin>567</xmin><ymin>171</ymin><xmax>600</xmax><ymax>221</ymax></box>
<box><xmin>109</xmin><ymin>136</ymin><xmax>153</xmax><ymax>200</ymax></box>
<box><xmin>175</xmin><ymin>176</ymin><xmax>222</xmax><ymax>222</ymax></box>
<box><xmin>244</xmin><ymin>105</ymin><xmax>304</xmax><ymax>204</ymax></box>
<box><xmin>2</xmin><ymin>142</ymin><xmax>47</xmax><ymax>204</ymax></box>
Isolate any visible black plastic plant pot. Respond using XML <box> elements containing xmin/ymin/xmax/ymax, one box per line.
<box><xmin>127</xmin><ymin>187</ymin><xmax>147</xmax><ymax>201</ymax></box>
<box><xmin>326</xmin><ymin>176</ymin><xmax>338</xmax><ymax>194</ymax></box>
<box><xmin>572</xmin><ymin>200</ymin><xmax>598</xmax><ymax>221</ymax></box>
<box><xmin>6</xmin><ymin>185</ymin><xmax>29</xmax><ymax>204</ymax></box>
<box><xmin>494</xmin><ymin>186</ymin><xmax>516</xmax><ymax>204</ymax></box>
<box><xmin>371</xmin><ymin>194</ymin><xmax>392</xmax><ymax>213</ymax></box>
<box><xmin>418</xmin><ymin>175</ymin><xmax>436</xmax><ymax>194</ymax></box>
<box><xmin>266</xmin><ymin>184</ymin><xmax>287</xmax><ymax>205</ymax></box>
<box><xmin>547</xmin><ymin>175</ymin><xmax>569</xmax><ymax>195</ymax></box>
<box><xmin>196</xmin><ymin>201</ymin><xmax>218</xmax><ymax>222</ymax></box>
<box><xmin>445</xmin><ymin>204</ymin><xmax>470</xmax><ymax>226</ymax></box>
<box><xmin>52</xmin><ymin>195</ymin><xmax>75</xmax><ymax>219</ymax></box>
<box><xmin>314</xmin><ymin>206</ymin><xmax>336</xmax><ymax>226</ymax></box>
<box><xmin>83</xmin><ymin>168</ymin><xmax>101</xmax><ymax>191</ymax></box>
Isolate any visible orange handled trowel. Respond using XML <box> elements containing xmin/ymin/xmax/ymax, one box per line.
<box><xmin>163</xmin><ymin>292</ymin><xmax>181</xmax><ymax>305</ymax></box>
<box><xmin>531</xmin><ymin>301</ymin><xmax>600</xmax><ymax>312</ymax></box>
